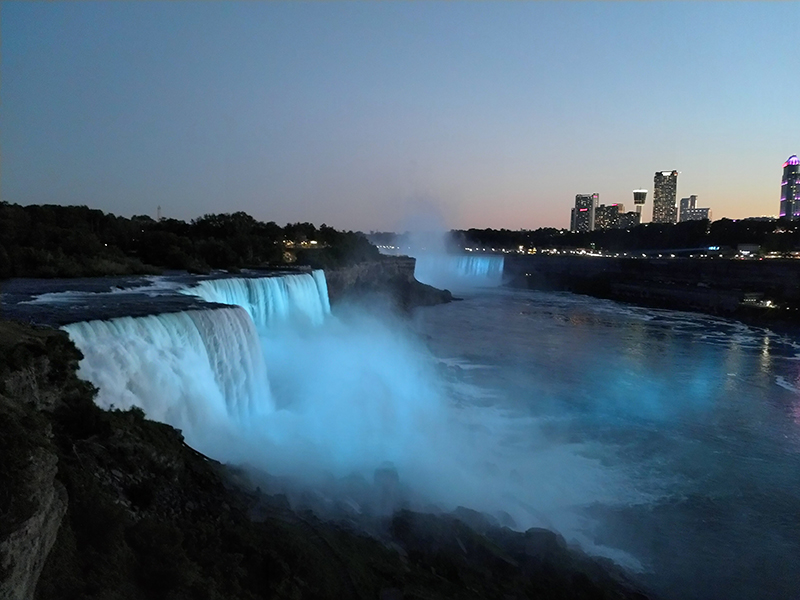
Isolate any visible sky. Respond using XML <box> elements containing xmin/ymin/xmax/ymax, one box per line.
<box><xmin>2</xmin><ymin>1</ymin><xmax>799</xmax><ymax>232</ymax></box>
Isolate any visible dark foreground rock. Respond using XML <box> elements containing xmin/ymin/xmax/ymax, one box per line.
<box><xmin>325</xmin><ymin>256</ymin><xmax>453</xmax><ymax>311</ymax></box>
<box><xmin>0</xmin><ymin>322</ymin><xmax>653</xmax><ymax>600</ymax></box>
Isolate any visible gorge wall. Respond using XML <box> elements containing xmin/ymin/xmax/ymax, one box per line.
<box><xmin>324</xmin><ymin>256</ymin><xmax>453</xmax><ymax>309</ymax></box>
<box><xmin>505</xmin><ymin>254</ymin><xmax>800</xmax><ymax>324</ymax></box>
<box><xmin>0</xmin><ymin>323</ymin><xmax>77</xmax><ymax>600</ymax></box>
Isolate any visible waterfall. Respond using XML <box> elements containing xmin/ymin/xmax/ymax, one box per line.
<box><xmin>63</xmin><ymin>306</ymin><xmax>272</xmax><ymax>428</ymax></box>
<box><xmin>61</xmin><ymin>271</ymin><xmax>332</xmax><ymax>437</ymax></box>
<box><xmin>181</xmin><ymin>270</ymin><xmax>331</xmax><ymax>329</ymax></box>
<box><xmin>414</xmin><ymin>255</ymin><xmax>505</xmax><ymax>289</ymax></box>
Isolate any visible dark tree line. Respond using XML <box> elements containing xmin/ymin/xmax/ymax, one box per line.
<box><xmin>459</xmin><ymin>219</ymin><xmax>800</xmax><ymax>253</ymax></box>
<box><xmin>0</xmin><ymin>202</ymin><xmax>380</xmax><ymax>278</ymax></box>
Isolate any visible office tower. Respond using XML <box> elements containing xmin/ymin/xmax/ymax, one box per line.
<box><xmin>780</xmin><ymin>155</ymin><xmax>800</xmax><ymax>219</ymax></box>
<box><xmin>570</xmin><ymin>193</ymin><xmax>599</xmax><ymax>232</ymax></box>
<box><xmin>652</xmin><ymin>171</ymin><xmax>678</xmax><ymax>224</ymax></box>
<box><xmin>679</xmin><ymin>195</ymin><xmax>696</xmax><ymax>221</ymax></box>
<box><xmin>633</xmin><ymin>190</ymin><xmax>647</xmax><ymax>216</ymax></box>
<box><xmin>619</xmin><ymin>211</ymin><xmax>641</xmax><ymax>229</ymax></box>
<box><xmin>680</xmin><ymin>195</ymin><xmax>711</xmax><ymax>222</ymax></box>
<box><xmin>595</xmin><ymin>204</ymin><xmax>624</xmax><ymax>230</ymax></box>
<box><xmin>594</xmin><ymin>205</ymin><xmax>617</xmax><ymax>230</ymax></box>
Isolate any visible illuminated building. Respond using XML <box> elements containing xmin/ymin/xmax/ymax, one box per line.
<box><xmin>679</xmin><ymin>195</ymin><xmax>711</xmax><ymax>222</ymax></box>
<box><xmin>619</xmin><ymin>210</ymin><xmax>641</xmax><ymax>229</ymax></box>
<box><xmin>780</xmin><ymin>155</ymin><xmax>800</xmax><ymax>219</ymax></box>
<box><xmin>570</xmin><ymin>193</ymin><xmax>599</xmax><ymax>232</ymax></box>
<box><xmin>595</xmin><ymin>204</ymin><xmax>622</xmax><ymax>229</ymax></box>
<box><xmin>679</xmin><ymin>195</ymin><xmax>695</xmax><ymax>219</ymax></box>
<box><xmin>652</xmin><ymin>171</ymin><xmax>678</xmax><ymax>224</ymax></box>
<box><xmin>682</xmin><ymin>207</ymin><xmax>711</xmax><ymax>221</ymax></box>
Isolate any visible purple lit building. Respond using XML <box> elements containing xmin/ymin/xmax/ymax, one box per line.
<box><xmin>780</xmin><ymin>155</ymin><xmax>800</xmax><ymax>219</ymax></box>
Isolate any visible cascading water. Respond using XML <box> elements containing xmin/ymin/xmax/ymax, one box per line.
<box><xmin>414</xmin><ymin>254</ymin><xmax>504</xmax><ymax>289</ymax></box>
<box><xmin>63</xmin><ymin>307</ymin><xmax>272</xmax><ymax>427</ymax></box>
<box><xmin>47</xmin><ymin>266</ymin><xmax>800</xmax><ymax>597</ymax></box>
<box><xmin>180</xmin><ymin>270</ymin><xmax>330</xmax><ymax>328</ymax></box>
<box><xmin>62</xmin><ymin>271</ymin><xmax>332</xmax><ymax>449</ymax></box>
<box><xmin>61</xmin><ymin>269</ymin><xmax>641</xmax><ymax>565</ymax></box>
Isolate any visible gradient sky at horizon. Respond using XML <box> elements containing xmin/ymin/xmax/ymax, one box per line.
<box><xmin>2</xmin><ymin>1</ymin><xmax>799</xmax><ymax>231</ymax></box>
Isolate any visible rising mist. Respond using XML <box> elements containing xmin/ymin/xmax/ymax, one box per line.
<box><xmin>63</xmin><ymin>270</ymin><xmax>641</xmax><ymax>566</ymax></box>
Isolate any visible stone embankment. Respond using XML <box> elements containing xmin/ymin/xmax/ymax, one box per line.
<box><xmin>505</xmin><ymin>254</ymin><xmax>800</xmax><ymax>325</ymax></box>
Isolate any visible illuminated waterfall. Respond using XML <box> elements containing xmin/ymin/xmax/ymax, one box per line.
<box><xmin>58</xmin><ymin>268</ymin><xmax>635</xmax><ymax>540</ymax></box>
<box><xmin>63</xmin><ymin>307</ymin><xmax>272</xmax><ymax>426</ymax></box>
<box><xmin>181</xmin><ymin>270</ymin><xmax>330</xmax><ymax>328</ymax></box>
<box><xmin>414</xmin><ymin>255</ymin><xmax>505</xmax><ymax>289</ymax></box>
<box><xmin>63</xmin><ymin>271</ymin><xmax>332</xmax><ymax>434</ymax></box>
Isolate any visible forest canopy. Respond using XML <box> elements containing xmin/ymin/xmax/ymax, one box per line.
<box><xmin>0</xmin><ymin>203</ymin><xmax>379</xmax><ymax>278</ymax></box>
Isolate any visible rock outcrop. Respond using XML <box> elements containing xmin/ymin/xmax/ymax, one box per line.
<box><xmin>325</xmin><ymin>256</ymin><xmax>453</xmax><ymax>310</ymax></box>
<box><xmin>0</xmin><ymin>323</ymin><xmax>77</xmax><ymax>600</ymax></box>
<box><xmin>0</xmin><ymin>452</ymin><xmax>67</xmax><ymax>600</ymax></box>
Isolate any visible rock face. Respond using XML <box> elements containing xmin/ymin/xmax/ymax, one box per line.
<box><xmin>325</xmin><ymin>256</ymin><xmax>453</xmax><ymax>310</ymax></box>
<box><xmin>505</xmin><ymin>254</ymin><xmax>800</xmax><ymax>325</ymax></box>
<box><xmin>0</xmin><ymin>323</ymin><xmax>77</xmax><ymax>600</ymax></box>
<box><xmin>0</xmin><ymin>452</ymin><xmax>67</xmax><ymax>600</ymax></box>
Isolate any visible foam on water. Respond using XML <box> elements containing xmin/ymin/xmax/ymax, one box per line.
<box><xmin>22</xmin><ymin>275</ymin><xmax>186</xmax><ymax>304</ymax></box>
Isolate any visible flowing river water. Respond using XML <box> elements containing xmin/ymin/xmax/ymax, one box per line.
<box><xmin>7</xmin><ymin>264</ymin><xmax>800</xmax><ymax>600</ymax></box>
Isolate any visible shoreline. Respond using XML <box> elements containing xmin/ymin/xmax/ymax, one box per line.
<box><xmin>504</xmin><ymin>254</ymin><xmax>800</xmax><ymax>332</ymax></box>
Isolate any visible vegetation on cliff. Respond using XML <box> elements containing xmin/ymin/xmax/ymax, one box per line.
<box><xmin>0</xmin><ymin>321</ymin><xmax>652</xmax><ymax>600</ymax></box>
<box><xmin>0</xmin><ymin>202</ymin><xmax>379</xmax><ymax>278</ymax></box>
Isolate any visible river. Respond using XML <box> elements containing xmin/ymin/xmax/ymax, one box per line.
<box><xmin>412</xmin><ymin>285</ymin><xmax>800</xmax><ymax>600</ymax></box>
<box><xmin>10</xmin><ymin>266</ymin><xmax>800</xmax><ymax>599</ymax></box>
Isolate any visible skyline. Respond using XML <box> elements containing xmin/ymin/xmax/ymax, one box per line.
<box><xmin>2</xmin><ymin>2</ymin><xmax>799</xmax><ymax>231</ymax></box>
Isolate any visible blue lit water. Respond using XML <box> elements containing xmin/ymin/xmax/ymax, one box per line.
<box><xmin>412</xmin><ymin>287</ymin><xmax>800</xmax><ymax>600</ymax></box>
<box><xmin>25</xmin><ymin>270</ymin><xmax>800</xmax><ymax>600</ymax></box>
<box><xmin>413</xmin><ymin>254</ymin><xmax>505</xmax><ymax>289</ymax></box>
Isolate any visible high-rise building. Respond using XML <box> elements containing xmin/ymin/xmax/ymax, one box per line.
<box><xmin>595</xmin><ymin>204</ymin><xmax>622</xmax><ymax>230</ymax></box>
<box><xmin>633</xmin><ymin>190</ymin><xmax>647</xmax><ymax>217</ymax></box>
<box><xmin>652</xmin><ymin>171</ymin><xmax>679</xmax><ymax>224</ymax></box>
<box><xmin>570</xmin><ymin>193</ymin><xmax>599</xmax><ymax>232</ymax></box>
<box><xmin>619</xmin><ymin>210</ymin><xmax>641</xmax><ymax>229</ymax></box>
<box><xmin>679</xmin><ymin>195</ymin><xmax>694</xmax><ymax>218</ymax></box>
<box><xmin>679</xmin><ymin>195</ymin><xmax>711</xmax><ymax>222</ymax></box>
<box><xmin>780</xmin><ymin>155</ymin><xmax>800</xmax><ymax>219</ymax></box>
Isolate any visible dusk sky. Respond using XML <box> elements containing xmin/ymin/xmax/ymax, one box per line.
<box><xmin>2</xmin><ymin>2</ymin><xmax>798</xmax><ymax>232</ymax></box>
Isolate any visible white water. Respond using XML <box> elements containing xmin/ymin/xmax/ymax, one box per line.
<box><xmin>180</xmin><ymin>270</ymin><xmax>330</xmax><ymax>328</ymax></box>
<box><xmin>62</xmin><ymin>270</ymin><xmax>640</xmax><ymax>562</ymax></box>
<box><xmin>63</xmin><ymin>307</ymin><xmax>272</xmax><ymax>428</ymax></box>
<box><xmin>413</xmin><ymin>254</ymin><xmax>504</xmax><ymax>290</ymax></box>
<box><xmin>58</xmin><ymin>273</ymin><xmax>800</xmax><ymax>598</ymax></box>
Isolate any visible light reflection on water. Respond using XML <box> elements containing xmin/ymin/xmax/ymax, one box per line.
<box><xmin>412</xmin><ymin>288</ymin><xmax>800</xmax><ymax>600</ymax></box>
